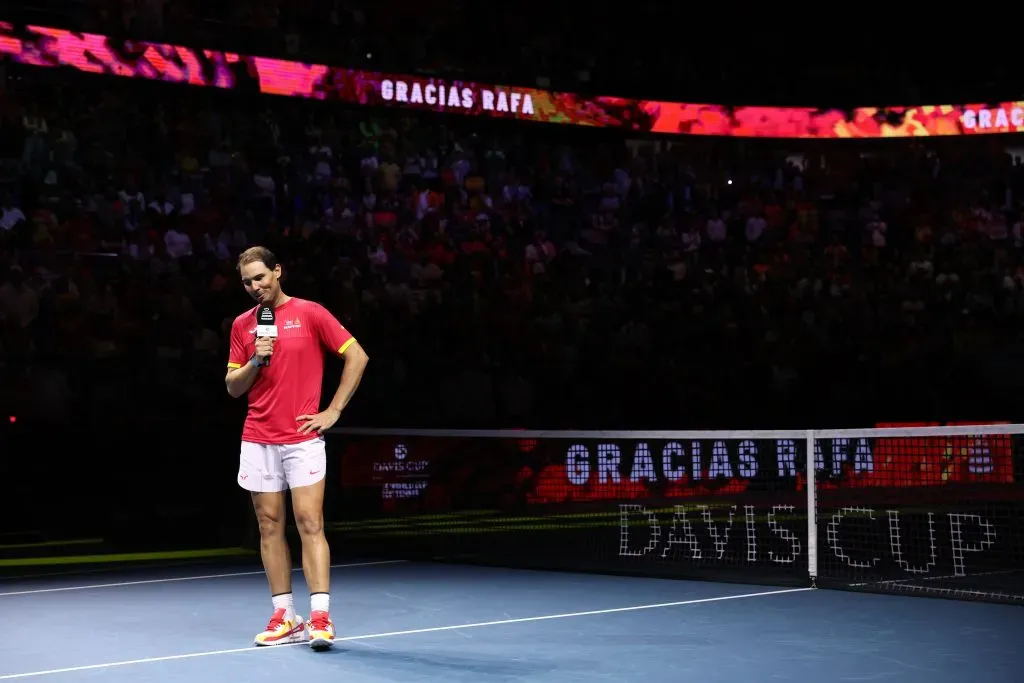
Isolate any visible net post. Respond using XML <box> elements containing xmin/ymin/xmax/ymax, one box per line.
<box><xmin>805</xmin><ymin>429</ymin><xmax>818</xmax><ymax>588</ymax></box>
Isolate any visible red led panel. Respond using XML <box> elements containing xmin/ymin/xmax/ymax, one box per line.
<box><xmin>2</xmin><ymin>22</ymin><xmax>1022</xmax><ymax>139</ymax></box>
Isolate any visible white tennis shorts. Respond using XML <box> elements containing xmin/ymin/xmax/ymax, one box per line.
<box><xmin>237</xmin><ymin>437</ymin><xmax>327</xmax><ymax>492</ymax></box>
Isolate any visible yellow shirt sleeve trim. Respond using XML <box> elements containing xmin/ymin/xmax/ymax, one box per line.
<box><xmin>337</xmin><ymin>338</ymin><xmax>356</xmax><ymax>355</ymax></box>
<box><xmin>226</xmin><ymin>362</ymin><xmax>243</xmax><ymax>369</ymax></box>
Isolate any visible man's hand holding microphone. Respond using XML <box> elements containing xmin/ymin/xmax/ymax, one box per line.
<box><xmin>225</xmin><ymin>304</ymin><xmax>279</xmax><ymax>398</ymax></box>
<box><xmin>254</xmin><ymin>336</ymin><xmax>275</xmax><ymax>366</ymax></box>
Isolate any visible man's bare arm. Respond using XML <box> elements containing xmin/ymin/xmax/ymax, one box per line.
<box><xmin>326</xmin><ymin>340</ymin><xmax>369</xmax><ymax>414</ymax></box>
<box><xmin>227</xmin><ymin>337</ymin><xmax>275</xmax><ymax>398</ymax></box>
<box><xmin>226</xmin><ymin>360</ymin><xmax>260</xmax><ymax>398</ymax></box>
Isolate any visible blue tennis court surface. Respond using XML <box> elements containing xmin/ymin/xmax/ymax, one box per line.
<box><xmin>1</xmin><ymin>560</ymin><xmax>1021</xmax><ymax>682</ymax></box>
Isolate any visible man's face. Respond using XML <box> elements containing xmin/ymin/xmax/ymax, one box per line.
<box><xmin>240</xmin><ymin>261</ymin><xmax>281</xmax><ymax>304</ymax></box>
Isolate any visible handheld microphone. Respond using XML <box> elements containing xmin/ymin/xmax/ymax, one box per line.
<box><xmin>255</xmin><ymin>304</ymin><xmax>278</xmax><ymax>367</ymax></box>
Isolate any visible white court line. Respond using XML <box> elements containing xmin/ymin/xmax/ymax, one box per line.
<box><xmin>0</xmin><ymin>560</ymin><xmax>408</xmax><ymax>597</ymax></box>
<box><xmin>0</xmin><ymin>586</ymin><xmax>814</xmax><ymax>680</ymax></box>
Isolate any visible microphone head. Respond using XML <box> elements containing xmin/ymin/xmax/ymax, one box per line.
<box><xmin>256</xmin><ymin>304</ymin><xmax>276</xmax><ymax>324</ymax></box>
<box><xmin>256</xmin><ymin>304</ymin><xmax>278</xmax><ymax>338</ymax></box>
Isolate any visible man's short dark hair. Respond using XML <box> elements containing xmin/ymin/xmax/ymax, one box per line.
<box><xmin>237</xmin><ymin>246</ymin><xmax>279</xmax><ymax>272</ymax></box>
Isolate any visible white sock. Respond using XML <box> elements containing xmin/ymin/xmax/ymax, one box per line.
<box><xmin>310</xmin><ymin>592</ymin><xmax>330</xmax><ymax>614</ymax></box>
<box><xmin>272</xmin><ymin>593</ymin><xmax>296</xmax><ymax>621</ymax></box>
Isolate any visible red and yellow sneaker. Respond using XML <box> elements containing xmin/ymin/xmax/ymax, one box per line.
<box><xmin>254</xmin><ymin>608</ymin><xmax>305</xmax><ymax>646</ymax></box>
<box><xmin>307</xmin><ymin>610</ymin><xmax>335</xmax><ymax>650</ymax></box>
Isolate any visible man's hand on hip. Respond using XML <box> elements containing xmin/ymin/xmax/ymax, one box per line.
<box><xmin>296</xmin><ymin>408</ymin><xmax>342</xmax><ymax>435</ymax></box>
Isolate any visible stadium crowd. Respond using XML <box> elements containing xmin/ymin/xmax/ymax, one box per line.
<box><xmin>2</xmin><ymin>57</ymin><xmax>1024</xmax><ymax>435</ymax></box>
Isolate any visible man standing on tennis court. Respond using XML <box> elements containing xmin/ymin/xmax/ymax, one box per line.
<box><xmin>224</xmin><ymin>246</ymin><xmax>369</xmax><ymax>650</ymax></box>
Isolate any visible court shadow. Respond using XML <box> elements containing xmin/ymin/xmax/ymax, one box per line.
<box><xmin>312</xmin><ymin>645</ymin><xmax>559</xmax><ymax>681</ymax></box>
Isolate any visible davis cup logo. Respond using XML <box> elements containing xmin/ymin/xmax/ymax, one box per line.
<box><xmin>373</xmin><ymin>444</ymin><xmax>426</xmax><ymax>473</ymax></box>
<box><xmin>375</xmin><ymin>443</ymin><xmax>429</xmax><ymax>500</ymax></box>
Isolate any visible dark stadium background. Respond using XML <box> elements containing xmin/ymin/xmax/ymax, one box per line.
<box><xmin>0</xmin><ymin>2</ymin><xmax>1021</xmax><ymax>607</ymax></box>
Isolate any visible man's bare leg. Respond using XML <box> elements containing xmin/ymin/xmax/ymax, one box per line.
<box><xmin>252</xmin><ymin>491</ymin><xmax>293</xmax><ymax>595</ymax></box>
<box><xmin>250</xmin><ymin>490</ymin><xmax>307</xmax><ymax>645</ymax></box>
<box><xmin>291</xmin><ymin>477</ymin><xmax>330</xmax><ymax>594</ymax></box>
<box><xmin>291</xmin><ymin>478</ymin><xmax>333</xmax><ymax>647</ymax></box>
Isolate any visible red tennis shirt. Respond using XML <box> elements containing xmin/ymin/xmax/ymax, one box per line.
<box><xmin>227</xmin><ymin>297</ymin><xmax>355</xmax><ymax>445</ymax></box>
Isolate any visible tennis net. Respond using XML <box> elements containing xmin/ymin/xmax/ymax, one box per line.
<box><xmin>325</xmin><ymin>423</ymin><xmax>1024</xmax><ymax>604</ymax></box>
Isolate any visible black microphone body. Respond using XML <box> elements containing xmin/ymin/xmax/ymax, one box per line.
<box><xmin>255</xmin><ymin>304</ymin><xmax>278</xmax><ymax>367</ymax></box>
